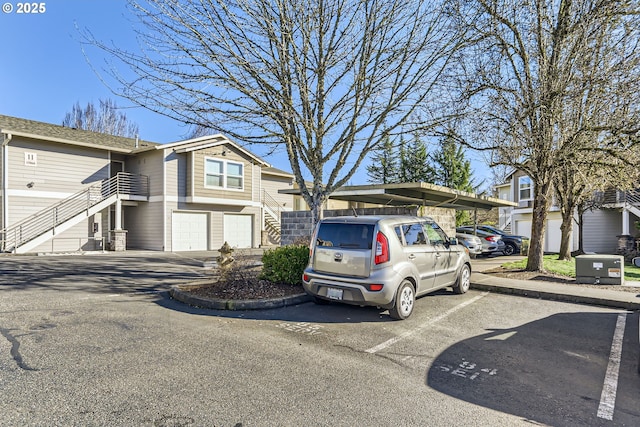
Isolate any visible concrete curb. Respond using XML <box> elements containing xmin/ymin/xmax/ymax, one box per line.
<box><xmin>169</xmin><ymin>282</ymin><xmax>312</xmax><ymax>310</ymax></box>
<box><xmin>471</xmin><ymin>272</ymin><xmax>640</xmax><ymax>311</ymax></box>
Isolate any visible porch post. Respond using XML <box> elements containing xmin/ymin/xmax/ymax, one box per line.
<box><xmin>622</xmin><ymin>208</ymin><xmax>630</xmax><ymax>235</ymax></box>
<box><xmin>114</xmin><ymin>198</ymin><xmax>122</xmax><ymax>230</ymax></box>
<box><xmin>109</xmin><ymin>198</ymin><xmax>127</xmax><ymax>251</ymax></box>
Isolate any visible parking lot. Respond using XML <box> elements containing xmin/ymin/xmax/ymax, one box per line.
<box><xmin>0</xmin><ymin>252</ymin><xmax>639</xmax><ymax>426</ymax></box>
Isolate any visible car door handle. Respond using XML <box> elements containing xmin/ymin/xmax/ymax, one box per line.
<box><xmin>435</xmin><ymin>253</ymin><xmax>442</xmax><ymax>258</ymax></box>
<box><xmin>408</xmin><ymin>254</ymin><xmax>416</xmax><ymax>260</ymax></box>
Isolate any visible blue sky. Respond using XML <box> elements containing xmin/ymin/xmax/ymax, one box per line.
<box><xmin>0</xmin><ymin>0</ymin><xmax>489</xmax><ymax>187</ymax></box>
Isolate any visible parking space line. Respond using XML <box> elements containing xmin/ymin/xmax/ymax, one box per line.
<box><xmin>597</xmin><ymin>313</ymin><xmax>627</xmax><ymax>421</ymax></box>
<box><xmin>365</xmin><ymin>292</ymin><xmax>488</xmax><ymax>354</ymax></box>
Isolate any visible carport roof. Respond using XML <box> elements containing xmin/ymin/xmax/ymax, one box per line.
<box><xmin>280</xmin><ymin>182</ymin><xmax>516</xmax><ymax>210</ymax></box>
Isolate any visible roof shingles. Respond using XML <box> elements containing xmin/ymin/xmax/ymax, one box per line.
<box><xmin>0</xmin><ymin>114</ymin><xmax>158</xmax><ymax>152</ymax></box>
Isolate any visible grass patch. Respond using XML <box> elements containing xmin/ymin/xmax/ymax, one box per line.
<box><xmin>502</xmin><ymin>254</ymin><xmax>640</xmax><ymax>281</ymax></box>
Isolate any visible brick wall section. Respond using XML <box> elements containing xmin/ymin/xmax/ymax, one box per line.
<box><xmin>280</xmin><ymin>206</ymin><xmax>456</xmax><ymax>246</ymax></box>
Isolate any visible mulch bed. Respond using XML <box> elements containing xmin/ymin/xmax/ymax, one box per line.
<box><xmin>179</xmin><ymin>261</ymin><xmax>304</xmax><ymax>300</ymax></box>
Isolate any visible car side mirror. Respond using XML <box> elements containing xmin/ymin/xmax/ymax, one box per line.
<box><xmin>448</xmin><ymin>237</ymin><xmax>458</xmax><ymax>246</ymax></box>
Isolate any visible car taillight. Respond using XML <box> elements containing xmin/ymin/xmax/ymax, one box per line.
<box><xmin>368</xmin><ymin>284</ymin><xmax>384</xmax><ymax>291</ymax></box>
<box><xmin>484</xmin><ymin>236</ymin><xmax>498</xmax><ymax>242</ymax></box>
<box><xmin>303</xmin><ymin>274</ymin><xmax>310</xmax><ymax>282</ymax></box>
<box><xmin>375</xmin><ymin>232</ymin><xmax>389</xmax><ymax>264</ymax></box>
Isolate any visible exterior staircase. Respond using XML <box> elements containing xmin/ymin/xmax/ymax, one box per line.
<box><xmin>262</xmin><ymin>190</ymin><xmax>282</xmax><ymax>244</ymax></box>
<box><xmin>0</xmin><ymin>173</ymin><xmax>149</xmax><ymax>254</ymax></box>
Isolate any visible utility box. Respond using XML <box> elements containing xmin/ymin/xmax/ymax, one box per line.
<box><xmin>575</xmin><ymin>254</ymin><xmax>624</xmax><ymax>285</ymax></box>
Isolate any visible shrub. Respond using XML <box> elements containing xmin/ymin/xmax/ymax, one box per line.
<box><xmin>260</xmin><ymin>245</ymin><xmax>310</xmax><ymax>285</ymax></box>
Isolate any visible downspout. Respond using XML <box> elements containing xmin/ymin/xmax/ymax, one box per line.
<box><xmin>2</xmin><ymin>133</ymin><xmax>12</xmax><ymax>232</ymax></box>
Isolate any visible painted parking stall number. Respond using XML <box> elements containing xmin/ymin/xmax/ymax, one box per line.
<box><xmin>436</xmin><ymin>359</ymin><xmax>497</xmax><ymax>380</ymax></box>
<box><xmin>275</xmin><ymin>322</ymin><xmax>324</xmax><ymax>336</ymax></box>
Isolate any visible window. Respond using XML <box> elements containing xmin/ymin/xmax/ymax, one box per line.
<box><xmin>205</xmin><ymin>159</ymin><xmax>223</xmax><ymax>187</ymax></box>
<box><xmin>519</xmin><ymin>176</ymin><xmax>532</xmax><ymax>201</ymax></box>
<box><xmin>424</xmin><ymin>221</ymin><xmax>447</xmax><ymax>245</ymax></box>
<box><xmin>402</xmin><ymin>223</ymin><xmax>427</xmax><ymax>246</ymax></box>
<box><xmin>226</xmin><ymin>162</ymin><xmax>243</xmax><ymax>189</ymax></box>
<box><xmin>316</xmin><ymin>223</ymin><xmax>374</xmax><ymax>249</ymax></box>
<box><xmin>204</xmin><ymin>158</ymin><xmax>243</xmax><ymax>190</ymax></box>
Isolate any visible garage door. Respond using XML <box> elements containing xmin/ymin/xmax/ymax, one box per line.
<box><xmin>224</xmin><ymin>214</ymin><xmax>252</xmax><ymax>248</ymax></box>
<box><xmin>172</xmin><ymin>212</ymin><xmax>208</xmax><ymax>251</ymax></box>
<box><xmin>515</xmin><ymin>220</ymin><xmax>532</xmax><ymax>239</ymax></box>
<box><xmin>546</xmin><ymin>219</ymin><xmax>564</xmax><ymax>253</ymax></box>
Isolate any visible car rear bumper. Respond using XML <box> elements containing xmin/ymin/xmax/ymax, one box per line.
<box><xmin>302</xmin><ymin>270</ymin><xmax>399</xmax><ymax>308</ymax></box>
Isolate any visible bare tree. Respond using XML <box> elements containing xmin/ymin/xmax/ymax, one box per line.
<box><xmin>551</xmin><ymin>5</ymin><xmax>640</xmax><ymax>261</ymax></box>
<box><xmin>83</xmin><ymin>0</ymin><xmax>464</xmax><ymax>224</ymax></box>
<box><xmin>449</xmin><ymin>0</ymin><xmax>640</xmax><ymax>271</ymax></box>
<box><xmin>62</xmin><ymin>98</ymin><xmax>139</xmax><ymax>138</ymax></box>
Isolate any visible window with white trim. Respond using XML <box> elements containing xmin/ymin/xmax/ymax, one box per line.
<box><xmin>518</xmin><ymin>176</ymin><xmax>532</xmax><ymax>201</ymax></box>
<box><xmin>204</xmin><ymin>157</ymin><xmax>244</xmax><ymax>190</ymax></box>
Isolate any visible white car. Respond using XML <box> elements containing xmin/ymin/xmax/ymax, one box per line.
<box><xmin>456</xmin><ymin>233</ymin><xmax>483</xmax><ymax>258</ymax></box>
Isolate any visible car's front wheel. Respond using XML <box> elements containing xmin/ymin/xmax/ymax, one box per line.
<box><xmin>452</xmin><ymin>264</ymin><xmax>471</xmax><ymax>294</ymax></box>
<box><xmin>389</xmin><ymin>280</ymin><xmax>415</xmax><ymax>320</ymax></box>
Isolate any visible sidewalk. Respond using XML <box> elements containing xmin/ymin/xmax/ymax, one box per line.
<box><xmin>471</xmin><ymin>256</ymin><xmax>640</xmax><ymax>311</ymax></box>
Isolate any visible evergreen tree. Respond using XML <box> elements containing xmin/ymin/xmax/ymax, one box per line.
<box><xmin>398</xmin><ymin>132</ymin><xmax>436</xmax><ymax>183</ymax></box>
<box><xmin>432</xmin><ymin>133</ymin><xmax>477</xmax><ymax>225</ymax></box>
<box><xmin>367</xmin><ymin>136</ymin><xmax>398</xmax><ymax>184</ymax></box>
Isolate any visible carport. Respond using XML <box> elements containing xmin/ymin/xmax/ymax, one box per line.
<box><xmin>278</xmin><ymin>182</ymin><xmax>516</xmax><ymax>244</ymax></box>
<box><xmin>280</xmin><ymin>181</ymin><xmax>516</xmax><ymax>211</ymax></box>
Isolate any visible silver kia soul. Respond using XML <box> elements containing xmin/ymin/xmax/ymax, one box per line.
<box><xmin>302</xmin><ymin>215</ymin><xmax>472</xmax><ymax>320</ymax></box>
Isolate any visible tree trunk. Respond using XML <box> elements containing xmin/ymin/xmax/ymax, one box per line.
<box><xmin>309</xmin><ymin>184</ymin><xmax>327</xmax><ymax>229</ymax></box>
<box><xmin>577</xmin><ymin>203</ymin><xmax>585</xmax><ymax>255</ymax></box>
<box><xmin>525</xmin><ymin>183</ymin><xmax>552</xmax><ymax>272</ymax></box>
<box><xmin>557</xmin><ymin>208</ymin><xmax>574</xmax><ymax>261</ymax></box>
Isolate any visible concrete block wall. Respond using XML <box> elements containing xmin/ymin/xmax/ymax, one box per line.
<box><xmin>280</xmin><ymin>206</ymin><xmax>456</xmax><ymax>246</ymax></box>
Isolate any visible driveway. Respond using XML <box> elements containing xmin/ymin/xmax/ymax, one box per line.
<box><xmin>1</xmin><ymin>252</ymin><xmax>639</xmax><ymax>426</ymax></box>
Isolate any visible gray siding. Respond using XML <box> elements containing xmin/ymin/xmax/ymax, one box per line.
<box><xmin>261</xmin><ymin>173</ymin><xmax>295</xmax><ymax>209</ymax></box>
<box><xmin>126</xmin><ymin>200</ymin><xmax>165</xmax><ymax>250</ymax></box>
<box><xmin>7</xmin><ymin>138</ymin><xmax>108</xmax><ymax>197</ymax></box>
<box><xmin>31</xmin><ymin>218</ymin><xmax>99</xmax><ymax>253</ymax></box>
<box><xmin>3</xmin><ymin>137</ymin><xmax>111</xmax><ymax>252</ymax></box>
<box><xmin>127</xmin><ymin>149</ymin><xmax>164</xmax><ymax>197</ymax></box>
<box><xmin>125</xmin><ymin>149</ymin><xmax>166</xmax><ymax>250</ymax></box>
<box><xmin>582</xmin><ymin>209</ymin><xmax>623</xmax><ymax>253</ymax></box>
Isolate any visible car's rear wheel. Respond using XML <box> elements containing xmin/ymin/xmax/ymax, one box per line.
<box><xmin>389</xmin><ymin>280</ymin><xmax>415</xmax><ymax>320</ymax></box>
<box><xmin>504</xmin><ymin>242</ymin><xmax>516</xmax><ymax>256</ymax></box>
<box><xmin>452</xmin><ymin>264</ymin><xmax>471</xmax><ymax>294</ymax></box>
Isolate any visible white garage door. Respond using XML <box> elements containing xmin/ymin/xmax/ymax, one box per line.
<box><xmin>224</xmin><ymin>214</ymin><xmax>252</xmax><ymax>248</ymax></box>
<box><xmin>172</xmin><ymin>212</ymin><xmax>208</xmax><ymax>251</ymax></box>
<box><xmin>515</xmin><ymin>220</ymin><xmax>532</xmax><ymax>239</ymax></box>
<box><xmin>546</xmin><ymin>219</ymin><xmax>563</xmax><ymax>253</ymax></box>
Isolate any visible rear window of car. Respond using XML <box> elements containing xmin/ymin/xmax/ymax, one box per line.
<box><xmin>316</xmin><ymin>223</ymin><xmax>374</xmax><ymax>249</ymax></box>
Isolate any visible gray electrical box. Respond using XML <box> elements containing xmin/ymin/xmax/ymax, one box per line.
<box><xmin>575</xmin><ymin>254</ymin><xmax>624</xmax><ymax>285</ymax></box>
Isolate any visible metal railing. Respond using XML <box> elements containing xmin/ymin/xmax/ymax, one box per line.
<box><xmin>0</xmin><ymin>173</ymin><xmax>148</xmax><ymax>252</ymax></box>
<box><xmin>594</xmin><ymin>189</ymin><xmax>640</xmax><ymax>206</ymax></box>
<box><xmin>262</xmin><ymin>189</ymin><xmax>282</xmax><ymax>236</ymax></box>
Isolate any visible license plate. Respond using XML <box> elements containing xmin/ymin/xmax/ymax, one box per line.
<box><xmin>326</xmin><ymin>287</ymin><xmax>343</xmax><ymax>300</ymax></box>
